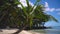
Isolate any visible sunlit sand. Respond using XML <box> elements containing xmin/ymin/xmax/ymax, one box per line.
<box><xmin>0</xmin><ymin>29</ymin><xmax>44</xmax><ymax>34</ymax></box>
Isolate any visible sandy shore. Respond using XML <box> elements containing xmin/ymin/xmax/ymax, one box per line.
<box><xmin>0</xmin><ymin>29</ymin><xmax>44</xmax><ymax>34</ymax></box>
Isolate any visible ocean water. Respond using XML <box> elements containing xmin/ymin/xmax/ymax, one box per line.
<box><xmin>31</xmin><ymin>26</ymin><xmax>60</xmax><ymax>34</ymax></box>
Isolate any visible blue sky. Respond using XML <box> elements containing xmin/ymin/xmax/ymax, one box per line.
<box><xmin>41</xmin><ymin>0</ymin><xmax>60</xmax><ymax>27</ymax></box>
<box><xmin>30</xmin><ymin>0</ymin><xmax>60</xmax><ymax>27</ymax></box>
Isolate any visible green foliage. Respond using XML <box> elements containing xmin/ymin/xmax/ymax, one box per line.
<box><xmin>0</xmin><ymin>0</ymin><xmax>58</xmax><ymax>29</ymax></box>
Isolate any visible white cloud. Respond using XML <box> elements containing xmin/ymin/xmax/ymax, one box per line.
<box><xmin>56</xmin><ymin>8</ymin><xmax>60</xmax><ymax>11</ymax></box>
<box><xmin>44</xmin><ymin>2</ymin><xmax>60</xmax><ymax>12</ymax></box>
<box><xmin>50</xmin><ymin>8</ymin><xmax>55</xmax><ymax>12</ymax></box>
<box><xmin>44</xmin><ymin>2</ymin><xmax>55</xmax><ymax>12</ymax></box>
<box><xmin>45</xmin><ymin>2</ymin><xmax>49</xmax><ymax>8</ymax></box>
<box><xmin>18</xmin><ymin>0</ymin><xmax>34</xmax><ymax>7</ymax></box>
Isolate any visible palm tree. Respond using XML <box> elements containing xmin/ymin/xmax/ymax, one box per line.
<box><xmin>13</xmin><ymin>0</ymin><xmax>58</xmax><ymax>34</ymax></box>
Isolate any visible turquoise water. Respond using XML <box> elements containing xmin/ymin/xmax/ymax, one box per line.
<box><xmin>31</xmin><ymin>27</ymin><xmax>60</xmax><ymax>34</ymax></box>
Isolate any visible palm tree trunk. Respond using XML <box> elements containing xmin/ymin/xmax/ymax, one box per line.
<box><xmin>12</xmin><ymin>28</ymin><xmax>22</xmax><ymax>34</ymax></box>
<box><xmin>42</xmin><ymin>22</ymin><xmax>45</xmax><ymax>28</ymax></box>
<box><xmin>12</xmin><ymin>24</ymin><xmax>28</xmax><ymax>34</ymax></box>
<box><xmin>13</xmin><ymin>15</ymin><xmax>29</xmax><ymax>34</ymax></box>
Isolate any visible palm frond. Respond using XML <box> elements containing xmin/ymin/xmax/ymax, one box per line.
<box><xmin>19</xmin><ymin>2</ymin><xmax>28</xmax><ymax>16</ymax></box>
<box><xmin>29</xmin><ymin>0</ymin><xmax>41</xmax><ymax>15</ymax></box>
<box><xmin>49</xmin><ymin>16</ymin><xmax>58</xmax><ymax>22</ymax></box>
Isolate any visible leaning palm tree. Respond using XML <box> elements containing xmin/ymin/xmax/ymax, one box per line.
<box><xmin>12</xmin><ymin>0</ymin><xmax>58</xmax><ymax>34</ymax></box>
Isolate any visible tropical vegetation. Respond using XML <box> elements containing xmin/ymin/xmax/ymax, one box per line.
<box><xmin>0</xmin><ymin>0</ymin><xmax>58</xmax><ymax>34</ymax></box>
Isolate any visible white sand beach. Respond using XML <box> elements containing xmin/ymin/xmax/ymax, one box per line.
<box><xmin>0</xmin><ymin>29</ymin><xmax>43</xmax><ymax>34</ymax></box>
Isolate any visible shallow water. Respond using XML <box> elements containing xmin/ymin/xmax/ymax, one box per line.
<box><xmin>31</xmin><ymin>27</ymin><xmax>60</xmax><ymax>34</ymax></box>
